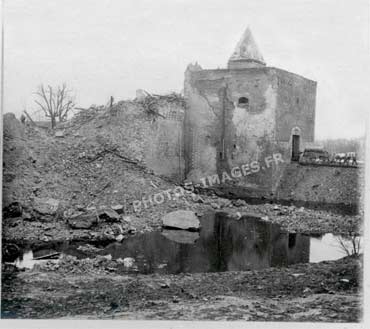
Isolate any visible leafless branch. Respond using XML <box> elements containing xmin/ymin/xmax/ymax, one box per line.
<box><xmin>33</xmin><ymin>83</ymin><xmax>76</xmax><ymax>128</ymax></box>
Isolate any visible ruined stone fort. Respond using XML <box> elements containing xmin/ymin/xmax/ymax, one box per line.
<box><xmin>140</xmin><ymin>28</ymin><xmax>356</xmax><ymax>205</ymax></box>
<box><xmin>184</xmin><ymin>27</ymin><xmax>316</xmax><ymax>193</ymax></box>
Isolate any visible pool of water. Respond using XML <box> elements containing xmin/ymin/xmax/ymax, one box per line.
<box><xmin>13</xmin><ymin>211</ymin><xmax>361</xmax><ymax>274</ymax></box>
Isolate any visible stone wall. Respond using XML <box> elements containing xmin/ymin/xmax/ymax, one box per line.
<box><xmin>184</xmin><ymin>68</ymin><xmax>278</xmax><ymax>186</ymax></box>
<box><xmin>274</xmin><ymin>68</ymin><xmax>316</xmax><ymax>143</ymax></box>
<box><xmin>144</xmin><ymin>101</ymin><xmax>185</xmax><ymax>182</ymax></box>
<box><xmin>184</xmin><ymin>66</ymin><xmax>316</xmax><ymax>195</ymax></box>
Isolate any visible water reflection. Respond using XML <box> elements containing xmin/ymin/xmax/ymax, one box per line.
<box><xmin>103</xmin><ymin>212</ymin><xmax>310</xmax><ymax>274</ymax></box>
<box><xmin>13</xmin><ymin>212</ymin><xmax>357</xmax><ymax>273</ymax></box>
<box><xmin>309</xmin><ymin>233</ymin><xmax>361</xmax><ymax>263</ymax></box>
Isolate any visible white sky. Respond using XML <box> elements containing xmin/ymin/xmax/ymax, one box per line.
<box><xmin>3</xmin><ymin>0</ymin><xmax>370</xmax><ymax>139</ymax></box>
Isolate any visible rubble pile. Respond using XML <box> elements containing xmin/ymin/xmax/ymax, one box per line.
<box><xmin>1</xmin><ymin>97</ymin><xmax>185</xmax><ymax>245</ymax></box>
<box><xmin>70</xmin><ymin>105</ymin><xmax>107</xmax><ymax>127</ymax></box>
<box><xmin>2</xmin><ymin>94</ymin><xmax>362</xmax><ymax>247</ymax></box>
<box><xmin>3</xmin><ymin>96</ymin><xmax>178</xmax><ymax>204</ymax></box>
<box><xmin>135</xmin><ymin>92</ymin><xmax>185</xmax><ymax>118</ymax></box>
<box><xmin>32</xmin><ymin>254</ymin><xmax>117</xmax><ymax>274</ymax></box>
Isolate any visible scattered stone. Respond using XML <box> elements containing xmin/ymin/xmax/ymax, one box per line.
<box><xmin>103</xmin><ymin>228</ymin><xmax>116</xmax><ymax>240</ymax></box>
<box><xmin>210</xmin><ymin>202</ymin><xmax>221</xmax><ymax>209</ymax></box>
<box><xmin>233</xmin><ymin>199</ymin><xmax>247</xmax><ymax>207</ymax></box>
<box><xmin>97</xmin><ymin>208</ymin><xmax>120</xmax><ymax>222</ymax></box>
<box><xmin>111</xmin><ymin>204</ymin><xmax>124</xmax><ymax>214</ymax></box>
<box><xmin>96</xmin><ymin>254</ymin><xmax>112</xmax><ymax>263</ymax></box>
<box><xmin>190</xmin><ymin>193</ymin><xmax>204</xmax><ymax>203</ymax></box>
<box><xmin>54</xmin><ymin>130</ymin><xmax>64</xmax><ymax>138</ymax></box>
<box><xmin>33</xmin><ymin>197</ymin><xmax>60</xmax><ymax>216</ymax></box>
<box><xmin>115</xmin><ymin>234</ymin><xmax>124</xmax><ymax>242</ymax></box>
<box><xmin>67</xmin><ymin>212</ymin><xmax>98</xmax><ymax>229</ymax></box>
<box><xmin>64</xmin><ymin>209</ymin><xmax>84</xmax><ymax>219</ymax></box>
<box><xmin>112</xmin><ymin>223</ymin><xmax>124</xmax><ymax>235</ymax></box>
<box><xmin>123</xmin><ymin>257</ymin><xmax>135</xmax><ymax>268</ymax></box>
<box><xmin>116</xmin><ymin>258</ymin><xmax>125</xmax><ymax>264</ymax></box>
<box><xmin>77</xmin><ymin>244</ymin><xmax>103</xmax><ymax>253</ymax></box>
<box><xmin>122</xmin><ymin>216</ymin><xmax>132</xmax><ymax>223</ymax></box>
<box><xmin>162</xmin><ymin>210</ymin><xmax>200</xmax><ymax>230</ymax></box>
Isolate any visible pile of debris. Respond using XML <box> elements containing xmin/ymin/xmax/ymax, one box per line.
<box><xmin>135</xmin><ymin>90</ymin><xmax>185</xmax><ymax>119</ymax></box>
<box><xmin>70</xmin><ymin>105</ymin><xmax>107</xmax><ymax>128</ymax></box>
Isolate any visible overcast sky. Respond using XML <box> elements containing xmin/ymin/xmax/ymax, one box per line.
<box><xmin>3</xmin><ymin>0</ymin><xmax>370</xmax><ymax>139</ymax></box>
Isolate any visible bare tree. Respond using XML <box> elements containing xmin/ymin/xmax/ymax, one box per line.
<box><xmin>336</xmin><ymin>234</ymin><xmax>361</xmax><ymax>257</ymax></box>
<box><xmin>34</xmin><ymin>83</ymin><xmax>75</xmax><ymax>129</ymax></box>
<box><xmin>335</xmin><ymin>222</ymin><xmax>362</xmax><ymax>258</ymax></box>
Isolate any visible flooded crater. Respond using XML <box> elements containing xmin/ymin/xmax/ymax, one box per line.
<box><xmin>13</xmin><ymin>212</ymin><xmax>361</xmax><ymax>274</ymax></box>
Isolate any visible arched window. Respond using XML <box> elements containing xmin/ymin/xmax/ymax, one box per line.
<box><xmin>238</xmin><ymin>97</ymin><xmax>249</xmax><ymax>108</ymax></box>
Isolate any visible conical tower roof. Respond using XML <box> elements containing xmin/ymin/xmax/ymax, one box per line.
<box><xmin>228</xmin><ymin>27</ymin><xmax>266</xmax><ymax>68</ymax></box>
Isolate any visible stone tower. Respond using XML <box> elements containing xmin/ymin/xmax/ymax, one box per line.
<box><xmin>184</xmin><ymin>27</ymin><xmax>317</xmax><ymax>197</ymax></box>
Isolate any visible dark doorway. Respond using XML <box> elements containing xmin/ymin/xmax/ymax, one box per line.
<box><xmin>292</xmin><ymin>135</ymin><xmax>300</xmax><ymax>161</ymax></box>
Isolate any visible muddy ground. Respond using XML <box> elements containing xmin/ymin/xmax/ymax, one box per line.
<box><xmin>1</xmin><ymin>255</ymin><xmax>362</xmax><ymax>321</ymax></box>
<box><xmin>1</xmin><ymin>202</ymin><xmax>363</xmax><ymax>321</ymax></box>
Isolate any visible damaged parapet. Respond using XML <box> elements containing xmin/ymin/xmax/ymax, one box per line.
<box><xmin>184</xmin><ymin>62</ymin><xmax>203</xmax><ymax>100</ymax></box>
<box><xmin>228</xmin><ymin>27</ymin><xmax>266</xmax><ymax>69</ymax></box>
